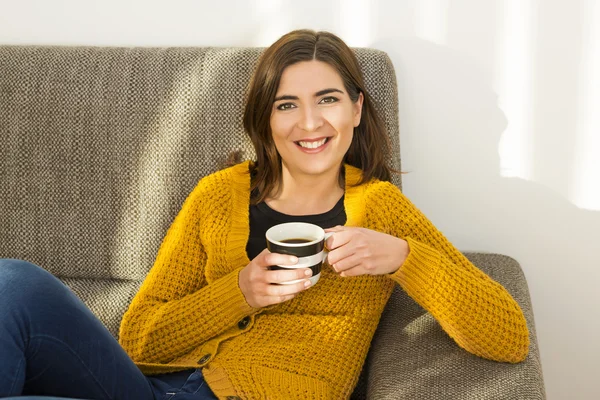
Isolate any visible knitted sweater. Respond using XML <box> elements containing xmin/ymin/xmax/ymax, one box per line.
<box><xmin>119</xmin><ymin>161</ymin><xmax>530</xmax><ymax>399</ymax></box>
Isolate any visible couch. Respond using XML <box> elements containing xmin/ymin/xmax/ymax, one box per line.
<box><xmin>0</xmin><ymin>45</ymin><xmax>545</xmax><ymax>399</ymax></box>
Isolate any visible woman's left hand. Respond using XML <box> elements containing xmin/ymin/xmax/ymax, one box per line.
<box><xmin>324</xmin><ymin>226</ymin><xmax>410</xmax><ymax>277</ymax></box>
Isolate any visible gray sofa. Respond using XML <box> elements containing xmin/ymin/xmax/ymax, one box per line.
<box><xmin>0</xmin><ymin>45</ymin><xmax>545</xmax><ymax>399</ymax></box>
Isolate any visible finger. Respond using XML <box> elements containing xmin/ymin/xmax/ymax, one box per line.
<box><xmin>276</xmin><ymin>294</ymin><xmax>297</xmax><ymax>303</ymax></box>
<box><xmin>262</xmin><ymin>292</ymin><xmax>298</xmax><ymax>307</ymax></box>
<box><xmin>326</xmin><ymin>239</ymin><xmax>356</xmax><ymax>267</ymax></box>
<box><xmin>339</xmin><ymin>265</ymin><xmax>364</xmax><ymax>278</ymax></box>
<box><xmin>324</xmin><ymin>225</ymin><xmax>345</xmax><ymax>233</ymax></box>
<box><xmin>265</xmin><ymin>268</ymin><xmax>312</xmax><ymax>284</ymax></box>
<box><xmin>260</xmin><ymin>251</ymin><xmax>298</xmax><ymax>269</ymax></box>
<box><xmin>251</xmin><ymin>248</ymin><xmax>272</xmax><ymax>270</ymax></box>
<box><xmin>264</xmin><ymin>280</ymin><xmax>311</xmax><ymax>297</ymax></box>
<box><xmin>325</xmin><ymin>229</ymin><xmax>352</xmax><ymax>251</ymax></box>
<box><xmin>330</xmin><ymin>253</ymin><xmax>362</xmax><ymax>273</ymax></box>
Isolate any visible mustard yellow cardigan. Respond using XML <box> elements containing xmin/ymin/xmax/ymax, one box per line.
<box><xmin>119</xmin><ymin>161</ymin><xmax>529</xmax><ymax>399</ymax></box>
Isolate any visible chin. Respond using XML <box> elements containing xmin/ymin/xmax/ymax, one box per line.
<box><xmin>296</xmin><ymin>160</ymin><xmax>342</xmax><ymax>176</ymax></box>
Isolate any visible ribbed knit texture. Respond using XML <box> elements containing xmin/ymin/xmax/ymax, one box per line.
<box><xmin>119</xmin><ymin>161</ymin><xmax>530</xmax><ymax>399</ymax></box>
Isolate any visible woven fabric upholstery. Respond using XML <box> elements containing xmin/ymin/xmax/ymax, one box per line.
<box><xmin>0</xmin><ymin>46</ymin><xmax>400</xmax><ymax>281</ymax></box>
<box><xmin>0</xmin><ymin>45</ymin><xmax>544</xmax><ymax>399</ymax></box>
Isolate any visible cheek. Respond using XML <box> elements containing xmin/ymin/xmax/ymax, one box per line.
<box><xmin>270</xmin><ymin>116</ymin><xmax>295</xmax><ymax>156</ymax></box>
<box><xmin>270</xmin><ymin>114</ymin><xmax>295</xmax><ymax>139</ymax></box>
<box><xmin>324</xmin><ymin>108</ymin><xmax>357</xmax><ymax>134</ymax></box>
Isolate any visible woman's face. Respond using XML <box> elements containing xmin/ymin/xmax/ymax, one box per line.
<box><xmin>270</xmin><ymin>60</ymin><xmax>363</xmax><ymax>179</ymax></box>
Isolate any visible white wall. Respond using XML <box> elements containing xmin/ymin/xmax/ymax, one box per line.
<box><xmin>1</xmin><ymin>0</ymin><xmax>598</xmax><ymax>398</ymax></box>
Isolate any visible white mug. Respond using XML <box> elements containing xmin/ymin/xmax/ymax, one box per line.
<box><xmin>265</xmin><ymin>222</ymin><xmax>333</xmax><ymax>286</ymax></box>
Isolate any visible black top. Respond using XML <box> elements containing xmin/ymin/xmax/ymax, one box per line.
<box><xmin>246</xmin><ymin>194</ymin><xmax>347</xmax><ymax>261</ymax></box>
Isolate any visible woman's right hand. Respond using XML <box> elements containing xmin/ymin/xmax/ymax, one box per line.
<box><xmin>238</xmin><ymin>248</ymin><xmax>313</xmax><ymax>308</ymax></box>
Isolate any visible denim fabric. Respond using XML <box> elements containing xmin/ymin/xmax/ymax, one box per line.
<box><xmin>1</xmin><ymin>397</ymin><xmax>87</xmax><ymax>400</ymax></box>
<box><xmin>0</xmin><ymin>259</ymin><xmax>217</xmax><ymax>400</ymax></box>
<box><xmin>149</xmin><ymin>369</ymin><xmax>217</xmax><ymax>400</ymax></box>
<box><xmin>2</xmin><ymin>397</ymin><xmax>88</xmax><ymax>400</ymax></box>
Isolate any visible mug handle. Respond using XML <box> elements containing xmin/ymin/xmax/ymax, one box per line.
<box><xmin>322</xmin><ymin>232</ymin><xmax>334</xmax><ymax>262</ymax></box>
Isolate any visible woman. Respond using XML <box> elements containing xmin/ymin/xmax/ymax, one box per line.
<box><xmin>0</xmin><ymin>30</ymin><xmax>529</xmax><ymax>400</ymax></box>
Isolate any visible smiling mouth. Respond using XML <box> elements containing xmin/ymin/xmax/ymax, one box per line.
<box><xmin>295</xmin><ymin>137</ymin><xmax>330</xmax><ymax>149</ymax></box>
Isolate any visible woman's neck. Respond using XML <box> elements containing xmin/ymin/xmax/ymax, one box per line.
<box><xmin>265</xmin><ymin>165</ymin><xmax>344</xmax><ymax>216</ymax></box>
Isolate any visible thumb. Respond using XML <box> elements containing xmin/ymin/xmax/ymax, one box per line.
<box><xmin>324</xmin><ymin>225</ymin><xmax>345</xmax><ymax>233</ymax></box>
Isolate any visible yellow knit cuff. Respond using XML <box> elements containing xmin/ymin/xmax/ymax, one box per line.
<box><xmin>209</xmin><ymin>266</ymin><xmax>259</xmax><ymax>320</ymax></box>
<box><xmin>390</xmin><ymin>237</ymin><xmax>441</xmax><ymax>296</ymax></box>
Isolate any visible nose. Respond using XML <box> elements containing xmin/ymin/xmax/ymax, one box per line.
<box><xmin>297</xmin><ymin>105</ymin><xmax>324</xmax><ymax>132</ymax></box>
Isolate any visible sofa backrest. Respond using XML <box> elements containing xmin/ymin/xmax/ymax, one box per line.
<box><xmin>0</xmin><ymin>46</ymin><xmax>400</xmax><ymax>281</ymax></box>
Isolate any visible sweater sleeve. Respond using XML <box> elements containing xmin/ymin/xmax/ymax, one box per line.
<box><xmin>118</xmin><ymin>178</ymin><xmax>257</xmax><ymax>364</ymax></box>
<box><xmin>375</xmin><ymin>182</ymin><xmax>530</xmax><ymax>363</ymax></box>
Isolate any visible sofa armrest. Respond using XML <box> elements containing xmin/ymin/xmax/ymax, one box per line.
<box><xmin>358</xmin><ymin>253</ymin><xmax>545</xmax><ymax>399</ymax></box>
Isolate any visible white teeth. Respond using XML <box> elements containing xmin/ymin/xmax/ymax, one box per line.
<box><xmin>298</xmin><ymin>138</ymin><xmax>327</xmax><ymax>149</ymax></box>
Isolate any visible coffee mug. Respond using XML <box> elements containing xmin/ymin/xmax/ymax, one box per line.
<box><xmin>265</xmin><ymin>222</ymin><xmax>332</xmax><ymax>286</ymax></box>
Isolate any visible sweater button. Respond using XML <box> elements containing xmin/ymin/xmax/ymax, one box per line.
<box><xmin>238</xmin><ymin>316</ymin><xmax>251</xmax><ymax>330</ymax></box>
<box><xmin>197</xmin><ymin>354</ymin><xmax>212</xmax><ymax>364</ymax></box>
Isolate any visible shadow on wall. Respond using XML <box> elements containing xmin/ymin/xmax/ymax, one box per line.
<box><xmin>372</xmin><ymin>37</ymin><xmax>600</xmax><ymax>399</ymax></box>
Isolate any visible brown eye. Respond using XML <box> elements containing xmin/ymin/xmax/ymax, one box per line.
<box><xmin>319</xmin><ymin>96</ymin><xmax>339</xmax><ymax>104</ymax></box>
<box><xmin>276</xmin><ymin>103</ymin><xmax>295</xmax><ymax>111</ymax></box>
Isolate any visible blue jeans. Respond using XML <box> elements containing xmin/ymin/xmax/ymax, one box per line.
<box><xmin>0</xmin><ymin>259</ymin><xmax>217</xmax><ymax>400</ymax></box>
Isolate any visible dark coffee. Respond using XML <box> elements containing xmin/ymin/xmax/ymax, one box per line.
<box><xmin>280</xmin><ymin>238</ymin><xmax>315</xmax><ymax>244</ymax></box>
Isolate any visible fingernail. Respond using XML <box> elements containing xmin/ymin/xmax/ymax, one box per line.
<box><xmin>289</xmin><ymin>256</ymin><xmax>298</xmax><ymax>263</ymax></box>
<box><xmin>304</xmin><ymin>269</ymin><xmax>312</xmax><ymax>276</ymax></box>
<box><xmin>304</xmin><ymin>280</ymin><xmax>312</xmax><ymax>288</ymax></box>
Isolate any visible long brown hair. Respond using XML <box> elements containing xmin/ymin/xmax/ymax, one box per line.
<box><xmin>243</xmin><ymin>29</ymin><xmax>393</xmax><ymax>203</ymax></box>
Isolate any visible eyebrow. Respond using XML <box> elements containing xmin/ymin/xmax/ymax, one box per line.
<box><xmin>273</xmin><ymin>88</ymin><xmax>344</xmax><ymax>102</ymax></box>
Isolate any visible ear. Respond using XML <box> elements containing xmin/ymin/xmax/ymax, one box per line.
<box><xmin>353</xmin><ymin>92</ymin><xmax>364</xmax><ymax>127</ymax></box>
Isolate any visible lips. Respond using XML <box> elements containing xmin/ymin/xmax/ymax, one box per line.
<box><xmin>294</xmin><ymin>137</ymin><xmax>331</xmax><ymax>150</ymax></box>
